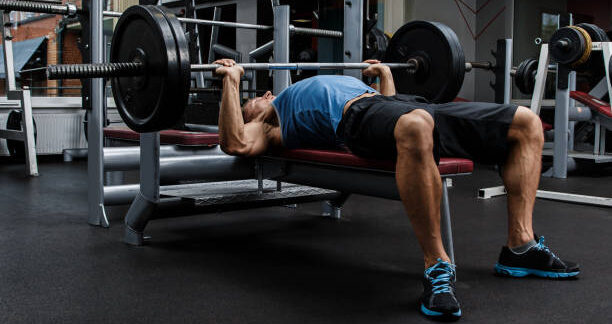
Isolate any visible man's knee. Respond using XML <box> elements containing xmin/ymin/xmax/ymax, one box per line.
<box><xmin>509</xmin><ymin>106</ymin><xmax>544</xmax><ymax>146</ymax></box>
<box><xmin>394</xmin><ymin>110</ymin><xmax>435</xmax><ymax>155</ymax></box>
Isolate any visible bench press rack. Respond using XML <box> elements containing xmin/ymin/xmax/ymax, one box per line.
<box><xmin>89</xmin><ymin>3</ymin><xmax>475</xmax><ymax>266</ymax></box>
<box><xmin>0</xmin><ymin>10</ymin><xmax>38</xmax><ymax>176</ymax></box>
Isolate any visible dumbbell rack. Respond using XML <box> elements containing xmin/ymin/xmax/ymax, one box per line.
<box><xmin>0</xmin><ymin>11</ymin><xmax>38</xmax><ymax>176</ymax></box>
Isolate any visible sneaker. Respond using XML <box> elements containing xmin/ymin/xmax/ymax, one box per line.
<box><xmin>420</xmin><ymin>259</ymin><xmax>462</xmax><ymax>320</ymax></box>
<box><xmin>494</xmin><ymin>236</ymin><xmax>580</xmax><ymax>278</ymax></box>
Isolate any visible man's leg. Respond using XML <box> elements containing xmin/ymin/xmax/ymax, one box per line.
<box><xmin>393</xmin><ymin>109</ymin><xmax>450</xmax><ymax>268</ymax></box>
<box><xmin>502</xmin><ymin>106</ymin><xmax>543</xmax><ymax>248</ymax></box>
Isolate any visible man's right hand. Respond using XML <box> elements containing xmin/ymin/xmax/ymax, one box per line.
<box><xmin>362</xmin><ymin>59</ymin><xmax>390</xmax><ymax>78</ymax></box>
<box><xmin>214</xmin><ymin>59</ymin><xmax>244</xmax><ymax>81</ymax></box>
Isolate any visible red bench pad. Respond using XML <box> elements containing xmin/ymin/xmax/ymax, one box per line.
<box><xmin>269</xmin><ymin>149</ymin><xmax>473</xmax><ymax>175</ymax></box>
<box><xmin>103</xmin><ymin>127</ymin><xmax>219</xmax><ymax>146</ymax></box>
<box><xmin>104</xmin><ymin>127</ymin><xmax>473</xmax><ymax>175</ymax></box>
<box><xmin>571</xmin><ymin>91</ymin><xmax>612</xmax><ymax>118</ymax></box>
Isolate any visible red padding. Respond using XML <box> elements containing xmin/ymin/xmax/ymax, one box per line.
<box><xmin>270</xmin><ymin>149</ymin><xmax>473</xmax><ymax>175</ymax></box>
<box><xmin>570</xmin><ymin>91</ymin><xmax>612</xmax><ymax>118</ymax></box>
<box><xmin>453</xmin><ymin>97</ymin><xmax>470</xmax><ymax>102</ymax></box>
<box><xmin>103</xmin><ymin>127</ymin><xmax>219</xmax><ymax>146</ymax></box>
<box><xmin>541</xmin><ymin>121</ymin><xmax>553</xmax><ymax>131</ymax></box>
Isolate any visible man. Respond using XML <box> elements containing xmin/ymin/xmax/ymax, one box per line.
<box><xmin>214</xmin><ymin>58</ymin><xmax>579</xmax><ymax>320</ymax></box>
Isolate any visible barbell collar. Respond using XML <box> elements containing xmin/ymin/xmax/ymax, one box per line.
<box><xmin>0</xmin><ymin>0</ymin><xmax>82</xmax><ymax>17</ymax></box>
<box><xmin>290</xmin><ymin>26</ymin><xmax>343</xmax><ymax>38</ymax></box>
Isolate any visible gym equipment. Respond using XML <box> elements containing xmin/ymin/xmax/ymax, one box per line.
<box><xmin>47</xmin><ymin>6</ymin><xmax>500</xmax><ymax>132</ymax></box>
<box><xmin>5</xmin><ymin>110</ymin><xmax>37</xmax><ymax>159</ymax></box>
<box><xmin>514</xmin><ymin>58</ymin><xmax>539</xmax><ymax>94</ymax></box>
<box><xmin>0</xmin><ymin>11</ymin><xmax>38</xmax><ymax>176</ymax></box>
<box><xmin>0</xmin><ymin>0</ymin><xmax>80</xmax><ymax>17</ymax></box>
<box><xmin>384</xmin><ymin>21</ymin><xmax>466</xmax><ymax>104</ymax></box>
<box><xmin>549</xmin><ymin>25</ymin><xmax>593</xmax><ymax>66</ymax></box>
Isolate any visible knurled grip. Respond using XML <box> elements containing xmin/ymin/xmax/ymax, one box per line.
<box><xmin>0</xmin><ymin>0</ymin><xmax>81</xmax><ymax>17</ymax></box>
<box><xmin>46</xmin><ymin>63</ymin><xmax>145</xmax><ymax>80</ymax></box>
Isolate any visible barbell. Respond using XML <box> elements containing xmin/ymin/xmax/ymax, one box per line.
<box><xmin>45</xmin><ymin>5</ymin><xmax>499</xmax><ymax>132</ymax></box>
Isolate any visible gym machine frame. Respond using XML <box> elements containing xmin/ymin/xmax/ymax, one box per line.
<box><xmin>480</xmin><ymin>23</ymin><xmax>612</xmax><ymax>207</ymax></box>
<box><xmin>0</xmin><ymin>11</ymin><xmax>38</xmax><ymax>176</ymax></box>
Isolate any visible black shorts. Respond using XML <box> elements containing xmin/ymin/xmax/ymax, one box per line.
<box><xmin>336</xmin><ymin>94</ymin><xmax>519</xmax><ymax>165</ymax></box>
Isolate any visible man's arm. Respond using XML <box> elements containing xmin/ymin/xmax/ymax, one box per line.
<box><xmin>362</xmin><ymin>59</ymin><xmax>396</xmax><ymax>96</ymax></box>
<box><xmin>215</xmin><ymin>59</ymin><xmax>270</xmax><ymax>157</ymax></box>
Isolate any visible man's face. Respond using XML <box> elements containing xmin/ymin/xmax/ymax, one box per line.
<box><xmin>243</xmin><ymin>91</ymin><xmax>275</xmax><ymax>122</ymax></box>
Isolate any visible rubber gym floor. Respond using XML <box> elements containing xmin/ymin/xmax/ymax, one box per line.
<box><xmin>1</xmin><ymin>157</ymin><xmax>611</xmax><ymax>323</ymax></box>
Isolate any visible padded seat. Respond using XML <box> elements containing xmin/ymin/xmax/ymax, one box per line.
<box><xmin>104</xmin><ymin>126</ymin><xmax>219</xmax><ymax>146</ymax></box>
<box><xmin>571</xmin><ymin>91</ymin><xmax>612</xmax><ymax>118</ymax></box>
<box><xmin>104</xmin><ymin>127</ymin><xmax>473</xmax><ymax>175</ymax></box>
<box><xmin>269</xmin><ymin>149</ymin><xmax>474</xmax><ymax>175</ymax></box>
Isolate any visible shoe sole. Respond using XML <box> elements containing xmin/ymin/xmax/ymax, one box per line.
<box><xmin>494</xmin><ymin>263</ymin><xmax>579</xmax><ymax>278</ymax></box>
<box><xmin>420</xmin><ymin>304</ymin><xmax>462</xmax><ymax>320</ymax></box>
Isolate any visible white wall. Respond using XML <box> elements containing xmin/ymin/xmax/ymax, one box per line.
<box><xmin>404</xmin><ymin>0</ymin><xmax>477</xmax><ymax>99</ymax></box>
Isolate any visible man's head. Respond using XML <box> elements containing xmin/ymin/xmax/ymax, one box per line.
<box><xmin>242</xmin><ymin>91</ymin><xmax>276</xmax><ymax>122</ymax></box>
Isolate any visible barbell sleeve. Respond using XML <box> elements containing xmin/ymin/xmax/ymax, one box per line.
<box><xmin>0</xmin><ymin>0</ymin><xmax>81</xmax><ymax>16</ymax></box>
<box><xmin>47</xmin><ymin>63</ymin><xmax>145</xmax><ymax>79</ymax></box>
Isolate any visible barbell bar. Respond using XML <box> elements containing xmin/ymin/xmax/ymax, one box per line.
<box><xmin>0</xmin><ymin>0</ymin><xmax>80</xmax><ymax>17</ymax></box>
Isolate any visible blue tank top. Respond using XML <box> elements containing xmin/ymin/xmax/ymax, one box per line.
<box><xmin>272</xmin><ymin>75</ymin><xmax>377</xmax><ymax>149</ymax></box>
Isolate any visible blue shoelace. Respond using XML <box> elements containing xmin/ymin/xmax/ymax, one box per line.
<box><xmin>533</xmin><ymin>236</ymin><xmax>559</xmax><ymax>260</ymax></box>
<box><xmin>425</xmin><ymin>258</ymin><xmax>456</xmax><ymax>295</ymax></box>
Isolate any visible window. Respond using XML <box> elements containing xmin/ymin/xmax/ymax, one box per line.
<box><xmin>541</xmin><ymin>13</ymin><xmax>558</xmax><ymax>41</ymax></box>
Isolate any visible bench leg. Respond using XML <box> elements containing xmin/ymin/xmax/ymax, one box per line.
<box><xmin>440</xmin><ymin>178</ymin><xmax>455</xmax><ymax>264</ymax></box>
<box><xmin>124</xmin><ymin>132</ymin><xmax>160</xmax><ymax>245</ymax></box>
<box><xmin>321</xmin><ymin>193</ymin><xmax>351</xmax><ymax>219</ymax></box>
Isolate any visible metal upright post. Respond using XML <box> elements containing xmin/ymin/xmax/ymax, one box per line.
<box><xmin>15</xmin><ymin>88</ymin><xmax>38</xmax><ymax>176</ymax></box>
<box><xmin>88</xmin><ymin>0</ymin><xmax>108</xmax><ymax>226</ymax></box>
<box><xmin>343</xmin><ymin>0</ymin><xmax>363</xmax><ymax>79</ymax></box>
<box><xmin>1</xmin><ymin>11</ymin><xmax>16</xmax><ymax>92</ymax></box>
<box><xmin>530</xmin><ymin>45</ymin><xmax>550</xmax><ymax>115</ymax></box>
<box><xmin>273</xmin><ymin>5</ymin><xmax>290</xmax><ymax>94</ymax></box>
<box><xmin>552</xmin><ymin>66</ymin><xmax>570</xmax><ymax>178</ymax></box>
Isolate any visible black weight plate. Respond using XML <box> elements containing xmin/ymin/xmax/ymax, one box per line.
<box><xmin>575</xmin><ymin>23</ymin><xmax>608</xmax><ymax>73</ymax></box>
<box><xmin>549</xmin><ymin>27</ymin><xmax>586</xmax><ymax>65</ymax></box>
<box><xmin>6</xmin><ymin>110</ymin><xmax>37</xmax><ymax>159</ymax></box>
<box><xmin>111</xmin><ymin>5</ymin><xmax>180</xmax><ymax>132</ymax></box>
<box><xmin>385</xmin><ymin>21</ymin><xmax>465</xmax><ymax>103</ymax></box>
<box><xmin>155</xmin><ymin>6</ymin><xmax>191</xmax><ymax>125</ymax></box>
<box><xmin>515</xmin><ymin>58</ymin><xmax>538</xmax><ymax>94</ymax></box>
<box><xmin>364</xmin><ymin>27</ymin><xmax>389</xmax><ymax>61</ymax></box>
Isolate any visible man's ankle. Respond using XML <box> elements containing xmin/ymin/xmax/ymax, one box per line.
<box><xmin>424</xmin><ymin>255</ymin><xmax>452</xmax><ymax>269</ymax></box>
<box><xmin>507</xmin><ymin>231</ymin><xmax>534</xmax><ymax>248</ymax></box>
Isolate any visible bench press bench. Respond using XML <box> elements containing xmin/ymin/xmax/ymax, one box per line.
<box><xmin>104</xmin><ymin>127</ymin><xmax>473</xmax><ymax>261</ymax></box>
<box><xmin>570</xmin><ymin>91</ymin><xmax>612</xmax><ymax>159</ymax></box>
